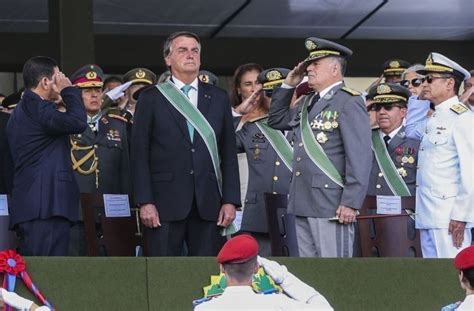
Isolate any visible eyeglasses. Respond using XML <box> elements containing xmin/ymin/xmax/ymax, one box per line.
<box><xmin>372</xmin><ymin>104</ymin><xmax>405</xmax><ymax>112</ymax></box>
<box><xmin>422</xmin><ymin>75</ymin><xmax>452</xmax><ymax>84</ymax></box>
<box><xmin>400</xmin><ymin>78</ymin><xmax>423</xmax><ymax>88</ymax></box>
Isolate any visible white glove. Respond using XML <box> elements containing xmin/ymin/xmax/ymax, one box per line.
<box><xmin>0</xmin><ymin>288</ymin><xmax>34</xmax><ymax>310</ymax></box>
<box><xmin>257</xmin><ymin>256</ymin><xmax>331</xmax><ymax>307</ymax></box>
<box><xmin>35</xmin><ymin>306</ymin><xmax>52</xmax><ymax>311</ymax></box>
<box><xmin>257</xmin><ymin>256</ymin><xmax>288</xmax><ymax>284</ymax></box>
<box><xmin>106</xmin><ymin>81</ymin><xmax>133</xmax><ymax>101</ymax></box>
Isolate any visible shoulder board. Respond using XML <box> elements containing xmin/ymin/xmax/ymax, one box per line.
<box><xmin>107</xmin><ymin>114</ymin><xmax>128</xmax><ymax>123</ymax></box>
<box><xmin>248</xmin><ymin>115</ymin><xmax>269</xmax><ymax>123</ymax></box>
<box><xmin>450</xmin><ymin>103</ymin><xmax>469</xmax><ymax>115</ymax></box>
<box><xmin>341</xmin><ymin>87</ymin><xmax>361</xmax><ymax>96</ymax></box>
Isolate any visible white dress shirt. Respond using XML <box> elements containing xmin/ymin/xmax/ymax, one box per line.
<box><xmin>172</xmin><ymin>75</ymin><xmax>199</xmax><ymax>107</ymax></box>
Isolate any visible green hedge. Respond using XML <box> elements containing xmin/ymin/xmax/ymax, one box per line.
<box><xmin>7</xmin><ymin>257</ymin><xmax>463</xmax><ymax>310</ymax></box>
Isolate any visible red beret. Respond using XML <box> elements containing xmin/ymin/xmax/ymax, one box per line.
<box><xmin>454</xmin><ymin>246</ymin><xmax>474</xmax><ymax>270</ymax></box>
<box><xmin>217</xmin><ymin>234</ymin><xmax>259</xmax><ymax>264</ymax></box>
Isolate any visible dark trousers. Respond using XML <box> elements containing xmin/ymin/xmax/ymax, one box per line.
<box><xmin>146</xmin><ymin>201</ymin><xmax>224</xmax><ymax>256</ymax></box>
<box><xmin>17</xmin><ymin>217</ymin><xmax>70</xmax><ymax>256</ymax></box>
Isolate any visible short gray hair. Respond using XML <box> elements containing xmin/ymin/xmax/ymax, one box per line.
<box><xmin>162</xmin><ymin>31</ymin><xmax>201</xmax><ymax>59</ymax></box>
<box><xmin>402</xmin><ymin>64</ymin><xmax>425</xmax><ymax>80</ymax></box>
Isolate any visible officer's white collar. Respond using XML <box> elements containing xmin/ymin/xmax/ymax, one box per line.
<box><xmin>435</xmin><ymin>96</ymin><xmax>459</xmax><ymax>112</ymax></box>
<box><xmin>172</xmin><ymin>75</ymin><xmax>199</xmax><ymax>90</ymax></box>
<box><xmin>318</xmin><ymin>81</ymin><xmax>343</xmax><ymax>99</ymax></box>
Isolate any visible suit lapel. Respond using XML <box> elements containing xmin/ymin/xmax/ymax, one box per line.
<box><xmin>162</xmin><ymin>80</ymin><xmax>193</xmax><ymax>144</ymax></box>
<box><xmin>197</xmin><ymin>81</ymin><xmax>211</xmax><ymax>117</ymax></box>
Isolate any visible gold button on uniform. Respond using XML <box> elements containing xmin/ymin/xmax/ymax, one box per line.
<box><xmin>295</xmin><ymin>171</ymin><xmax>301</xmax><ymax>176</ymax></box>
<box><xmin>275</xmin><ymin>161</ymin><xmax>280</xmax><ymax>166</ymax></box>
<box><xmin>273</xmin><ymin>176</ymin><xmax>278</xmax><ymax>181</ymax></box>
<box><xmin>376</xmin><ymin>184</ymin><xmax>381</xmax><ymax>189</ymax></box>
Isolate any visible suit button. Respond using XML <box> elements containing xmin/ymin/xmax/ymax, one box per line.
<box><xmin>94</xmin><ymin>144</ymin><xmax>98</xmax><ymax>149</ymax></box>
<box><xmin>298</xmin><ymin>142</ymin><xmax>303</xmax><ymax>147</ymax></box>
<box><xmin>273</xmin><ymin>176</ymin><xmax>278</xmax><ymax>181</ymax></box>
<box><xmin>420</xmin><ymin>148</ymin><xmax>424</xmax><ymax>151</ymax></box>
<box><xmin>191</xmin><ymin>148</ymin><xmax>195</xmax><ymax>152</ymax></box>
<box><xmin>245</xmin><ymin>199</ymin><xmax>248</xmax><ymax>203</ymax></box>
<box><xmin>376</xmin><ymin>184</ymin><xmax>381</xmax><ymax>189</ymax></box>
<box><xmin>296</xmin><ymin>157</ymin><xmax>301</xmax><ymax>162</ymax></box>
<box><xmin>275</xmin><ymin>161</ymin><xmax>280</xmax><ymax>166</ymax></box>
<box><xmin>272</xmin><ymin>191</ymin><xmax>277</xmax><ymax>194</ymax></box>
<box><xmin>378</xmin><ymin>172</ymin><xmax>383</xmax><ymax>177</ymax></box>
<box><xmin>324</xmin><ymin>184</ymin><xmax>329</xmax><ymax>188</ymax></box>
<box><xmin>190</xmin><ymin>170</ymin><xmax>194</xmax><ymax>175</ymax></box>
<box><xmin>295</xmin><ymin>171</ymin><xmax>301</xmax><ymax>177</ymax></box>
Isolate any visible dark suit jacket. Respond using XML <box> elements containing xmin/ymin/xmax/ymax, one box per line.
<box><xmin>131</xmin><ymin>81</ymin><xmax>241</xmax><ymax>222</ymax></box>
<box><xmin>0</xmin><ymin>112</ymin><xmax>13</xmax><ymax>194</ymax></box>
<box><xmin>6</xmin><ymin>88</ymin><xmax>87</xmax><ymax>227</ymax></box>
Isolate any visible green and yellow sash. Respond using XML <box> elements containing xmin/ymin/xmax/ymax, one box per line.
<box><xmin>300</xmin><ymin>97</ymin><xmax>344</xmax><ymax>187</ymax></box>
<box><xmin>156</xmin><ymin>81</ymin><xmax>222</xmax><ymax>195</ymax></box>
<box><xmin>371</xmin><ymin>130</ymin><xmax>411</xmax><ymax>196</ymax></box>
<box><xmin>255</xmin><ymin>118</ymin><xmax>293</xmax><ymax>172</ymax></box>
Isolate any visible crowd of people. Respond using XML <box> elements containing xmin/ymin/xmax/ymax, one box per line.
<box><xmin>0</xmin><ymin>31</ymin><xmax>473</xmax><ymax>261</ymax></box>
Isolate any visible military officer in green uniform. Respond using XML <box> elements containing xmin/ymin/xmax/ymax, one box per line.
<box><xmin>235</xmin><ymin>68</ymin><xmax>293</xmax><ymax>255</ymax></box>
<box><xmin>367</xmin><ymin>83</ymin><xmax>420</xmax><ymax>196</ymax></box>
<box><xmin>268</xmin><ymin>37</ymin><xmax>372</xmax><ymax>258</ymax></box>
<box><xmin>382</xmin><ymin>58</ymin><xmax>411</xmax><ymax>84</ymax></box>
<box><xmin>68</xmin><ymin>64</ymin><xmax>131</xmax><ymax>255</ymax></box>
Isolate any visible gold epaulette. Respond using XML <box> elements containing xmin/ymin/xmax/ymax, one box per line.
<box><xmin>108</xmin><ymin>113</ymin><xmax>128</xmax><ymax>123</ymax></box>
<box><xmin>450</xmin><ymin>103</ymin><xmax>469</xmax><ymax>115</ymax></box>
<box><xmin>341</xmin><ymin>87</ymin><xmax>361</xmax><ymax>96</ymax></box>
<box><xmin>248</xmin><ymin>115</ymin><xmax>269</xmax><ymax>123</ymax></box>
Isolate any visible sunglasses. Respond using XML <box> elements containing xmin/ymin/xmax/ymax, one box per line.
<box><xmin>400</xmin><ymin>78</ymin><xmax>423</xmax><ymax>88</ymax></box>
<box><xmin>422</xmin><ymin>75</ymin><xmax>452</xmax><ymax>84</ymax></box>
<box><xmin>371</xmin><ymin>104</ymin><xmax>405</xmax><ymax>112</ymax></box>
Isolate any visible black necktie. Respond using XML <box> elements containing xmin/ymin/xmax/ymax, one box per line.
<box><xmin>383</xmin><ymin>135</ymin><xmax>390</xmax><ymax>148</ymax></box>
<box><xmin>308</xmin><ymin>93</ymin><xmax>320</xmax><ymax>111</ymax></box>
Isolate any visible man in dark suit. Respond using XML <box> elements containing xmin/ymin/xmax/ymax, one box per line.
<box><xmin>131</xmin><ymin>31</ymin><xmax>240</xmax><ymax>256</ymax></box>
<box><xmin>6</xmin><ymin>56</ymin><xmax>87</xmax><ymax>256</ymax></box>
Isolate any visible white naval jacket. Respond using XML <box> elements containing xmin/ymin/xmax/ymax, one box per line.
<box><xmin>416</xmin><ymin>96</ymin><xmax>474</xmax><ymax>229</ymax></box>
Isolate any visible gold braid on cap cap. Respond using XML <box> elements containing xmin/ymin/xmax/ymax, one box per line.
<box><xmin>263</xmin><ymin>79</ymin><xmax>284</xmax><ymax>89</ymax></box>
<box><xmin>309</xmin><ymin>50</ymin><xmax>341</xmax><ymax>58</ymax></box>
<box><xmin>373</xmin><ymin>94</ymin><xmax>408</xmax><ymax>103</ymax></box>
<box><xmin>423</xmin><ymin>64</ymin><xmax>454</xmax><ymax>73</ymax></box>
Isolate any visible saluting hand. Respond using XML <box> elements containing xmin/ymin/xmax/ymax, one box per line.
<box><xmin>449</xmin><ymin>219</ymin><xmax>466</xmax><ymax>248</ymax></box>
<box><xmin>234</xmin><ymin>87</ymin><xmax>263</xmax><ymax>115</ymax></box>
<box><xmin>460</xmin><ymin>86</ymin><xmax>473</xmax><ymax>105</ymax></box>
<box><xmin>217</xmin><ymin>203</ymin><xmax>236</xmax><ymax>227</ymax></box>
<box><xmin>140</xmin><ymin>203</ymin><xmax>161</xmax><ymax>228</ymax></box>
<box><xmin>284</xmin><ymin>62</ymin><xmax>307</xmax><ymax>87</ymax></box>
<box><xmin>52</xmin><ymin>71</ymin><xmax>72</xmax><ymax>94</ymax></box>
